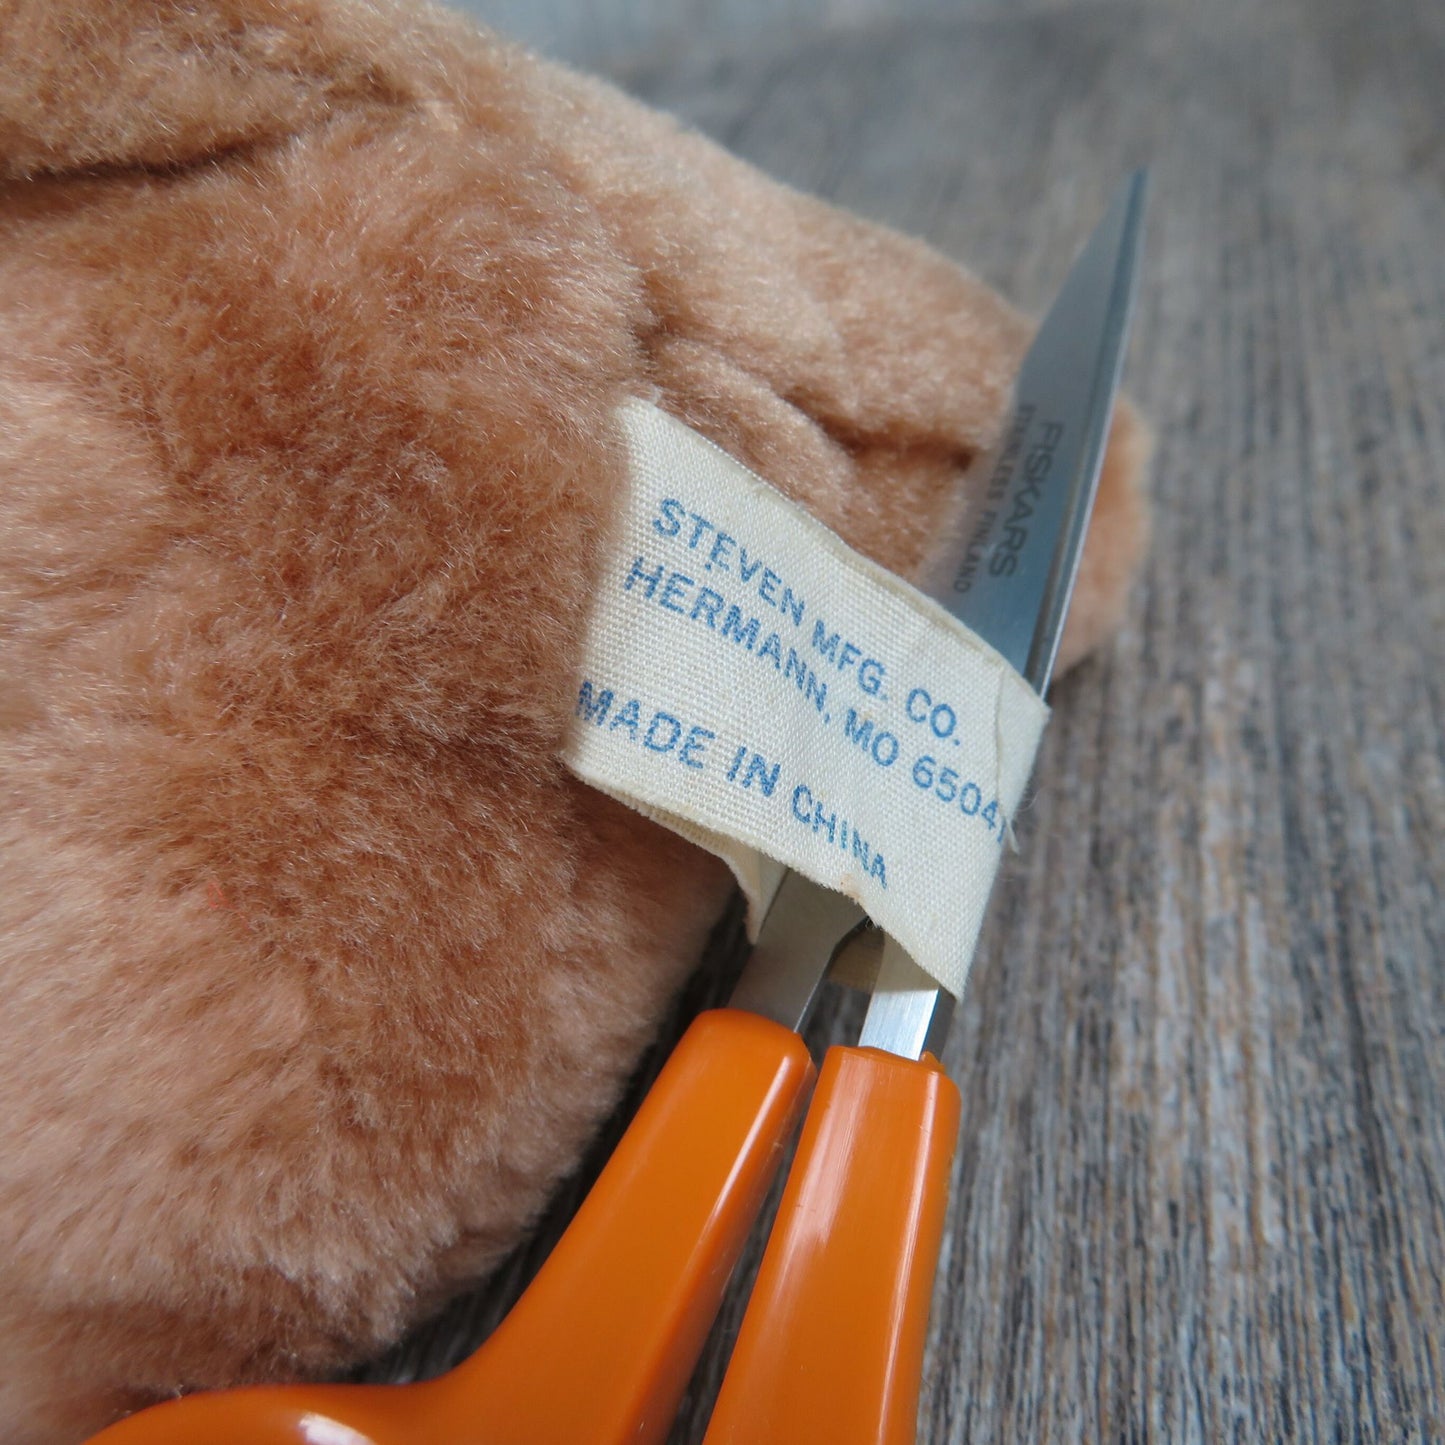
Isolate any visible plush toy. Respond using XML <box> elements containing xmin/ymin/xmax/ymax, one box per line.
<box><xmin>0</xmin><ymin>1</ymin><xmax>1150</xmax><ymax>1439</ymax></box>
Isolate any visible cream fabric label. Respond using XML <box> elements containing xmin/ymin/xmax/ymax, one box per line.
<box><xmin>561</xmin><ymin>400</ymin><xmax>1048</xmax><ymax>999</ymax></box>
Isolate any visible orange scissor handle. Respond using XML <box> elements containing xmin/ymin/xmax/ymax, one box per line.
<box><xmin>703</xmin><ymin>1045</ymin><xmax>962</xmax><ymax>1445</ymax></box>
<box><xmin>89</xmin><ymin>1008</ymin><xmax>814</xmax><ymax>1445</ymax></box>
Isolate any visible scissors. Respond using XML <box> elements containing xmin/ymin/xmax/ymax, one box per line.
<box><xmin>88</xmin><ymin>171</ymin><xmax>1148</xmax><ymax>1445</ymax></box>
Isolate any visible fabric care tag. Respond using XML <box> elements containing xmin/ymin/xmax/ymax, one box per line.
<box><xmin>561</xmin><ymin>400</ymin><xmax>1048</xmax><ymax>999</ymax></box>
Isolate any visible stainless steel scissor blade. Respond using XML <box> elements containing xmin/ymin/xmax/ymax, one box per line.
<box><xmin>860</xmin><ymin>169</ymin><xmax>1150</xmax><ymax>1055</ymax></box>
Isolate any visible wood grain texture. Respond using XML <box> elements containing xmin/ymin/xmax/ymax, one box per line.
<box><xmin>370</xmin><ymin>0</ymin><xmax>1445</xmax><ymax>1437</ymax></box>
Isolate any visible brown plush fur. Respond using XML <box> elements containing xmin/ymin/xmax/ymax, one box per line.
<box><xmin>0</xmin><ymin>2</ymin><xmax>1149</xmax><ymax>1439</ymax></box>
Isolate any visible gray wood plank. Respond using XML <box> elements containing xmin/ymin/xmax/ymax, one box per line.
<box><xmin>367</xmin><ymin>0</ymin><xmax>1445</xmax><ymax>1438</ymax></box>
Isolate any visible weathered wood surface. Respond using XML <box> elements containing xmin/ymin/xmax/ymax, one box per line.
<box><xmin>372</xmin><ymin>0</ymin><xmax>1445</xmax><ymax>1437</ymax></box>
